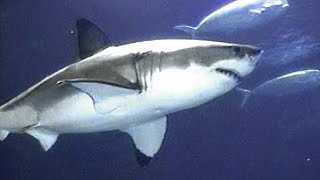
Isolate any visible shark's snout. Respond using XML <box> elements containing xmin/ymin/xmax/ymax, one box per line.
<box><xmin>249</xmin><ymin>47</ymin><xmax>263</xmax><ymax>56</ymax></box>
<box><xmin>243</xmin><ymin>46</ymin><xmax>263</xmax><ymax>64</ymax></box>
<box><xmin>231</xmin><ymin>45</ymin><xmax>263</xmax><ymax>62</ymax></box>
<box><xmin>242</xmin><ymin>46</ymin><xmax>263</xmax><ymax>57</ymax></box>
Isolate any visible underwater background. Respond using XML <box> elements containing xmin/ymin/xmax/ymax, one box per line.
<box><xmin>1</xmin><ymin>0</ymin><xmax>320</xmax><ymax>179</ymax></box>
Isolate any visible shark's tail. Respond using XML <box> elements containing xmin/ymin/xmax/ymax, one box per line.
<box><xmin>236</xmin><ymin>87</ymin><xmax>252</xmax><ymax>109</ymax></box>
<box><xmin>174</xmin><ymin>25</ymin><xmax>196</xmax><ymax>37</ymax></box>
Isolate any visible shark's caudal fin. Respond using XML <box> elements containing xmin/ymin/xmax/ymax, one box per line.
<box><xmin>236</xmin><ymin>87</ymin><xmax>252</xmax><ymax>108</ymax></box>
<box><xmin>174</xmin><ymin>25</ymin><xmax>196</xmax><ymax>36</ymax></box>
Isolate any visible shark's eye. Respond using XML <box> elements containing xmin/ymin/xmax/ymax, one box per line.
<box><xmin>232</xmin><ymin>47</ymin><xmax>246</xmax><ymax>58</ymax></box>
<box><xmin>233</xmin><ymin>47</ymin><xmax>241</xmax><ymax>54</ymax></box>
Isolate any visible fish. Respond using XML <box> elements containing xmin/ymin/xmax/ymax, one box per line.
<box><xmin>174</xmin><ymin>0</ymin><xmax>289</xmax><ymax>37</ymax></box>
<box><xmin>259</xmin><ymin>32</ymin><xmax>320</xmax><ymax>67</ymax></box>
<box><xmin>0</xmin><ymin>18</ymin><xmax>262</xmax><ymax>166</ymax></box>
<box><xmin>237</xmin><ymin>69</ymin><xmax>320</xmax><ymax>107</ymax></box>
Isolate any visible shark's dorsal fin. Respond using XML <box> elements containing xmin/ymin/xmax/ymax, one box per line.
<box><xmin>122</xmin><ymin>116</ymin><xmax>167</xmax><ymax>166</ymax></box>
<box><xmin>77</xmin><ymin>18</ymin><xmax>113</xmax><ymax>59</ymax></box>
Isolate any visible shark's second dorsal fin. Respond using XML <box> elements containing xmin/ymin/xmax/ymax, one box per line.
<box><xmin>77</xmin><ymin>18</ymin><xmax>113</xmax><ymax>59</ymax></box>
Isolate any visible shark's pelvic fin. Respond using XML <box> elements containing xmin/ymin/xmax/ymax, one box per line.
<box><xmin>77</xmin><ymin>18</ymin><xmax>113</xmax><ymax>59</ymax></box>
<box><xmin>64</xmin><ymin>81</ymin><xmax>140</xmax><ymax>114</ymax></box>
<box><xmin>0</xmin><ymin>129</ymin><xmax>9</xmax><ymax>141</ymax></box>
<box><xmin>122</xmin><ymin>116</ymin><xmax>167</xmax><ymax>166</ymax></box>
<box><xmin>25</xmin><ymin>128</ymin><xmax>59</xmax><ymax>151</ymax></box>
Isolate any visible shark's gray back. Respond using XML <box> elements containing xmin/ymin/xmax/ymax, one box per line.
<box><xmin>0</xmin><ymin>53</ymin><xmax>141</xmax><ymax>111</ymax></box>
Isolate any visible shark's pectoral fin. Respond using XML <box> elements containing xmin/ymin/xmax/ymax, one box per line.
<box><xmin>25</xmin><ymin>128</ymin><xmax>59</xmax><ymax>151</ymax></box>
<box><xmin>61</xmin><ymin>80</ymin><xmax>140</xmax><ymax>114</ymax></box>
<box><xmin>0</xmin><ymin>130</ymin><xmax>9</xmax><ymax>141</ymax></box>
<box><xmin>122</xmin><ymin>116</ymin><xmax>167</xmax><ymax>166</ymax></box>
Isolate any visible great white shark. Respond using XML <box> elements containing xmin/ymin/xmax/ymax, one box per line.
<box><xmin>0</xmin><ymin>18</ymin><xmax>262</xmax><ymax>166</ymax></box>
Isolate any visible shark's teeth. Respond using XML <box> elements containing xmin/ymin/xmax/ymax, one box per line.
<box><xmin>215</xmin><ymin>68</ymin><xmax>241</xmax><ymax>81</ymax></box>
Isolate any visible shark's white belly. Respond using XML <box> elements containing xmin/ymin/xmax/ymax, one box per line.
<box><xmin>37</xmin><ymin>90</ymin><xmax>167</xmax><ymax>134</ymax></box>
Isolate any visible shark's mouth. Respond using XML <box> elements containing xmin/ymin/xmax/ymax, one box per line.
<box><xmin>215</xmin><ymin>68</ymin><xmax>241</xmax><ymax>81</ymax></box>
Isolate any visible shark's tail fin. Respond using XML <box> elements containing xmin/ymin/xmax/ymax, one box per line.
<box><xmin>174</xmin><ymin>25</ymin><xmax>196</xmax><ymax>36</ymax></box>
<box><xmin>236</xmin><ymin>87</ymin><xmax>252</xmax><ymax>108</ymax></box>
<box><xmin>0</xmin><ymin>129</ymin><xmax>9</xmax><ymax>141</ymax></box>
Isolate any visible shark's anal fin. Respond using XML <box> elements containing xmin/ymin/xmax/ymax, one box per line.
<box><xmin>76</xmin><ymin>18</ymin><xmax>113</xmax><ymax>59</ymax></box>
<box><xmin>122</xmin><ymin>116</ymin><xmax>167</xmax><ymax>166</ymax></box>
<box><xmin>0</xmin><ymin>130</ymin><xmax>9</xmax><ymax>141</ymax></box>
<box><xmin>25</xmin><ymin>128</ymin><xmax>59</xmax><ymax>151</ymax></box>
<box><xmin>61</xmin><ymin>80</ymin><xmax>140</xmax><ymax>114</ymax></box>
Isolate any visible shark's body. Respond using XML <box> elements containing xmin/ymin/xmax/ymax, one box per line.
<box><xmin>174</xmin><ymin>0</ymin><xmax>289</xmax><ymax>37</ymax></box>
<box><xmin>0</xmin><ymin>19</ymin><xmax>262</xmax><ymax>165</ymax></box>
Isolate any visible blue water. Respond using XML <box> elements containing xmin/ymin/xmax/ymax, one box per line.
<box><xmin>1</xmin><ymin>0</ymin><xmax>320</xmax><ymax>179</ymax></box>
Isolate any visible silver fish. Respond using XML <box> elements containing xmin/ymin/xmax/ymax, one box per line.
<box><xmin>238</xmin><ymin>69</ymin><xmax>320</xmax><ymax>107</ymax></box>
<box><xmin>175</xmin><ymin>0</ymin><xmax>289</xmax><ymax>37</ymax></box>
